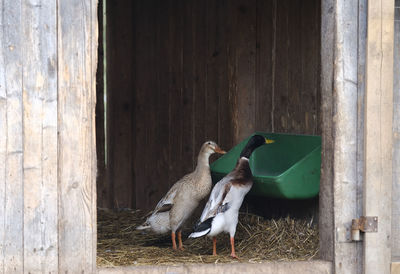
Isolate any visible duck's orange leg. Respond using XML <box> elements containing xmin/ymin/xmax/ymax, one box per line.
<box><xmin>171</xmin><ymin>232</ymin><xmax>177</xmax><ymax>250</ymax></box>
<box><xmin>230</xmin><ymin>237</ymin><xmax>239</xmax><ymax>259</ymax></box>
<box><xmin>212</xmin><ymin>237</ymin><xmax>217</xmax><ymax>256</ymax></box>
<box><xmin>177</xmin><ymin>231</ymin><xmax>184</xmax><ymax>250</ymax></box>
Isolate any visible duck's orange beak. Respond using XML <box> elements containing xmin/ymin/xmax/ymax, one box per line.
<box><xmin>214</xmin><ymin>146</ymin><xmax>226</xmax><ymax>154</ymax></box>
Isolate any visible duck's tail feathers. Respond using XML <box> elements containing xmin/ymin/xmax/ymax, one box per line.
<box><xmin>189</xmin><ymin>229</ymin><xmax>210</xmax><ymax>238</ymax></box>
<box><xmin>136</xmin><ymin>221</ymin><xmax>151</xmax><ymax>230</ymax></box>
<box><xmin>188</xmin><ymin>217</ymin><xmax>213</xmax><ymax>238</ymax></box>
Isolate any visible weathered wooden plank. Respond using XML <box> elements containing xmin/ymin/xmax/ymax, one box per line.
<box><xmin>332</xmin><ymin>0</ymin><xmax>363</xmax><ymax>273</ymax></box>
<box><xmin>255</xmin><ymin>0</ymin><xmax>273</xmax><ymax>133</ymax></box>
<box><xmin>22</xmin><ymin>0</ymin><xmax>58</xmax><ymax>272</ymax></box>
<box><xmin>57</xmin><ymin>0</ymin><xmax>97</xmax><ymax>271</ymax></box>
<box><xmin>132</xmin><ymin>0</ymin><xmax>147</xmax><ymax>209</ymax></box>
<box><xmin>151</xmin><ymin>0</ymin><xmax>171</xmax><ymax>206</ymax></box>
<box><xmin>98</xmin><ymin>260</ymin><xmax>333</xmax><ymax>274</ymax></box>
<box><xmin>206</xmin><ymin>0</ymin><xmax>223</xmax><ymax>145</ymax></box>
<box><xmin>1</xmin><ymin>0</ymin><xmax>24</xmax><ymax>272</ymax></box>
<box><xmin>207</xmin><ymin>0</ymin><xmax>233</xmax><ymax>151</ymax></box>
<box><xmin>107</xmin><ymin>0</ymin><xmax>135</xmax><ymax>209</ymax></box>
<box><xmin>153</xmin><ymin>0</ymin><xmax>171</xmax><ymax>206</ymax></box>
<box><xmin>300</xmin><ymin>0</ymin><xmax>320</xmax><ymax>135</ymax></box>
<box><xmin>364</xmin><ymin>1</ymin><xmax>394</xmax><ymax>273</ymax></box>
<box><xmin>90</xmin><ymin>0</ymin><xmax>98</xmax><ymax>264</ymax></box>
<box><xmin>0</xmin><ymin>1</ymin><xmax>6</xmax><ymax>271</ymax></box>
<box><xmin>314</xmin><ymin>0</ymin><xmax>322</xmax><ymax>136</ymax></box>
<box><xmin>356</xmin><ymin>0</ymin><xmax>367</xmax><ymax>265</ymax></box>
<box><xmin>392</xmin><ymin>3</ymin><xmax>400</xmax><ymax>260</ymax></box>
<box><xmin>320</xmin><ymin>0</ymin><xmax>337</xmax><ymax>263</ymax></box>
<box><xmin>273</xmin><ymin>0</ymin><xmax>289</xmax><ymax>133</ymax></box>
<box><xmin>182</xmin><ymin>0</ymin><xmax>195</xmax><ymax>172</ymax></box>
<box><xmin>228</xmin><ymin>0</ymin><xmax>256</xmax><ymax>143</ymax></box>
<box><xmin>167</xmin><ymin>0</ymin><xmax>184</xmax><ymax>188</ymax></box>
<box><xmin>96</xmin><ymin>0</ymin><xmax>107</xmax><ymax>208</ymax></box>
<box><xmin>287</xmin><ymin>0</ymin><xmax>302</xmax><ymax>133</ymax></box>
<box><xmin>133</xmin><ymin>0</ymin><xmax>168</xmax><ymax>210</ymax></box>
<box><xmin>192</xmin><ymin>0</ymin><xmax>208</xmax><ymax>160</ymax></box>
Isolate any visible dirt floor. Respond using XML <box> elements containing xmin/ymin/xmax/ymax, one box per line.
<box><xmin>97</xmin><ymin>208</ymin><xmax>319</xmax><ymax>267</ymax></box>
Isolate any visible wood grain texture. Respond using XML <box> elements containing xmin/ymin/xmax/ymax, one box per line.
<box><xmin>182</xmin><ymin>0</ymin><xmax>195</xmax><ymax>172</ymax></box>
<box><xmin>205</xmin><ymin>0</ymin><xmax>222</xmax><ymax>145</ymax></box>
<box><xmin>167</xmin><ymin>0</ymin><xmax>184</xmax><ymax>192</ymax></box>
<box><xmin>229</xmin><ymin>0</ymin><xmax>257</xmax><ymax>143</ymax></box>
<box><xmin>287</xmin><ymin>0</ymin><xmax>302</xmax><ymax>134</ymax></box>
<box><xmin>273</xmin><ymin>0</ymin><xmax>289</xmax><ymax>133</ymax></box>
<box><xmin>301</xmin><ymin>0</ymin><xmax>321</xmax><ymax>135</ymax></box>
<box><xmin>1</xmin><ymin>0</ymin><xmax>24</xmax><ymax>272</ymax></box>
<box><xmin>0</xmin><ymin>1</ymin><xmax>6</xmax><ymax>272</ymax></box>
<box><xmin>107</xmin><ymin>0</ymin><xmax>135</xmax><ymax>209</ymax></box>
<box><xmin>356</xmin><ymin>0</ymin><xmax>367</xmax><ymax>266</ymax></box>
<box><xmin>319</xmin><ymin>0</ymin><xmax>335</xmax><ymax>262</ymax></box>
<box><xmin>363</xmin><ymin>0</ymin><xmax>394</xmax><ymax>273</ymax></box>
<box><xmin>206</xmin><ymin>0</ymin><xmax>234</xmax><ymax>152</ymax></box>
<box><xmin>333</xmin><ymin>1</ymin><xmax>362</xmax><ymax>273</ymax></box>
<box><xmin>96</xmin><ymin>0</ymin><xmax>107</xmax><ymax>208</ymax></box>
<box><xmin>333</xmin><ymin>0</ymin><xmax>363</xmax><ymax>273</ymax></box>
<box><xmin>392</xmin><ymin>3</ymin><xmax>400</xmax><ymax>260</ymax></box>
<box><xmin>255</xmin><ymin>0</ymin><xmax>273</xmax><ymax>133</ymax></box>
<box><xmin>57</xmin><ymin>0</ymin><xmax>97</xmax><ymax>272</ymax></box>
<box><xmin>22</xmin><ymin>0</ymin><xmax>58</xmax><ymax>272</ymax></box>
<box><xmin>192</xmin><ymin>0</ymin><xmax>208</xmax><ymax>163</ymax></box>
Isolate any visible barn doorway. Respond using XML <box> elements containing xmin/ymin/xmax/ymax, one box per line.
<box><xmin>96</xmin><ymin>0</ymin><xmax>322</xmax><ymax>266</ymax></box>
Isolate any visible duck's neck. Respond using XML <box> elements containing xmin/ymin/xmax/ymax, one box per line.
<box><xmin>195</xmin><ymin>152</ymin><xmax>211</xmax><ymax>172</ymax></box>
<box><xmin>233</xmin><ymin>157</ymin><xmax>253</xmax><ymax>180</ymax></box>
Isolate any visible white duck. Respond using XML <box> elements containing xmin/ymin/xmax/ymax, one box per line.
<box><xmin>188</xmin><ymin>135</ymin><xmax>274</xmax><ymax>258</ymax></box>
<box><xmin>137</xmin><ymin>141</ymin><xmax>226</xmax><ymax>250</ymax></box>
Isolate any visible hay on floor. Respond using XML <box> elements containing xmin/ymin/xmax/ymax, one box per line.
<box><xmin>97</xmin><ymin>208</ymin><xmax>319</xmax><ymax>267</ymax></box>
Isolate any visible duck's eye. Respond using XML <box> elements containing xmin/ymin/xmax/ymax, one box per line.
<box><xmin>207</xmin><ymin>142</ymin><xmax>211</xmax><ymax>145</ymax></box>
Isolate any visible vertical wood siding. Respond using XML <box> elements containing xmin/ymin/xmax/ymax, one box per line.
<box><xmin>363</xmin><ymin>0</ymin><xmax>394</xmax><ymax>273</ymax></box>
<box><xmin>331</xmin><ymin>0</ymin><xmax>365</xmax><ymax>273</ymax></box>
<box><xmin>104</xmin><ymin>0</ymin><xmax>321</xmax><ymax>210</ymax></box>
<box><xmin>393</xmin><ymin>0</ymin><xmax>400</xmax><ymax>261</ymax></box>
<box><xmin>319</xmin><ymin>0</ymin><xmax>335</xmax><ymax>262</ymax></box>
<box><xmin>57</xmin><ymin>0</ymin><xmax>98</xmax><ymax>271</ymax></box>
<box><xmin>0</xmin><ymin>0</ymin><xmax>98</xmax><ymax>272</ymax></box>
<box><xmin>22</xmin><ymin>0</ymin><xmax>58</xmax><ymax>272</ymax></box>
<box><xmin>0</xmin><ymin>1</ymin><xmax>24</xmax><ymax>272</ymax></box>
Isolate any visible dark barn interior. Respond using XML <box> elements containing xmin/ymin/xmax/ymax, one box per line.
<box><xmin>96</xmin><ymin>0</ymin><xmax>321</xmax><ymax>215</ymax></box>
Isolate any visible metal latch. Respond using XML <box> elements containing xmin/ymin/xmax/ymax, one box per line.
<box><xmin>351</xmin><ymin>216</ymin><xmax>378</xmax><ymax>241</ymax></box>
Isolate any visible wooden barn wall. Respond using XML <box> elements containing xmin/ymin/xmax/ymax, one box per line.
<box><xmin>102</xmin><ymin>0</ymin><xmax>321</xmax><ymax>210</ymax></box>
<box><xmin>0</xmin><ymin>0</ymin><xmax>98</xmax><ymax>272</ymax></box>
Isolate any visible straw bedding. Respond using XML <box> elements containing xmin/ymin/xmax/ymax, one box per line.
<box><xmin>97</xmin><ymin>208</ymin><xmax>319</xmax><ymax>267</ymax></box>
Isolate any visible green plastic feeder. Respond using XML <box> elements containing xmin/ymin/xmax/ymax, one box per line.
<box><xmin>210</xmin><ymin>132</ymin><xmax>321</xmax><ymax>199</ymax></box>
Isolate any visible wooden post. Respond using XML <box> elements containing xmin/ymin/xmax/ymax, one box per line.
<box><xmin>364</xmin><ymin>0</ymin><xmax>394</xmax><ymax>273</ymax></box>
<box><xmin>330</xmin><ymin>0</ymin><xmax>366</xmax><ymax>272</ymax></box>
<box><xmin>392</xmin><ymin>0</ymin><xmax>400</xmax><ymax>262</ymax></box>
<box><xmin>57</xmin><ymin>0</ymin><xmax>98</xmax><ymax>272</ymax></box>
<box><xmin>320</xmin><ymin>0</ymin><xmax>335</xmax><ymax>262</ymax></box>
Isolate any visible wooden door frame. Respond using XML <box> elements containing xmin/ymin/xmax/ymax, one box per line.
<box><xmin>320</xmin><ymin>0</ymin><xmax>395</xmax><ymax>273</ymax></box>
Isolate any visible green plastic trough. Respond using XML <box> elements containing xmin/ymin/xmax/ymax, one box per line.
<box><xmin>210</xmin><ymin>132</ymin><xmax>321</xmax><ymax>199</ymax></box>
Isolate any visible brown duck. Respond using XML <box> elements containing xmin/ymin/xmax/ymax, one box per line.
<box><xmin>137</xmin><ymin>141</ymin><xmax>226</xmax><ymax>250</ymax></box>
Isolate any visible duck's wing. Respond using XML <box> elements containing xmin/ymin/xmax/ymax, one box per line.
<box><xmin>199</xmin><ymin>175</ymin><xmax>234</xmax><ymax>222</ymax></box>
<box><xmin>149</xmin><ymin>174</ymin><xmax>192</xmax><ymax>216</ymax></box>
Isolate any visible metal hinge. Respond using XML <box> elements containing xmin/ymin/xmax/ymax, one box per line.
<box><xmin>351</xmin><ymin>216</ymin><xmax>378</xmax><ymax>241</ymax></box>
